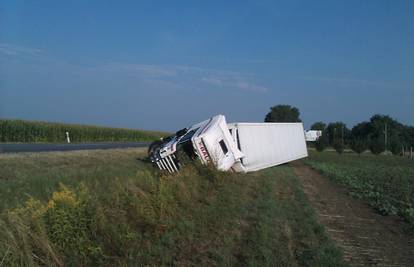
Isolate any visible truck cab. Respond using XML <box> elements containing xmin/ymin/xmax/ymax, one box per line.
<box><xmin>149</xmin><ymin>115</ymin><xmax>244</xmax><ymax>173</ymax></box>
<box><xmin>191</xmin><ymin>115</ymin><xmax>244</xmax><ymax>171</ymax></box>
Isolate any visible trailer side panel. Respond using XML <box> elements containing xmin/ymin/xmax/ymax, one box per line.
<box><xmin>235</xmin><ymin>123</ymin><xmax>308</xmax><ymax>172</ymax></box>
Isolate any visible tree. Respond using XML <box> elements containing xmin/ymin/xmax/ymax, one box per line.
<box><xmin>310</xmin><ymin>121</ymin><xmax>327</xmax><ymax>152</ymax></box>
<box><xmin>325</xmin><ymin>122</ymin><xmax>350</xmax><ymax>146</ymax></box>
<box><xmin>351</xmin><ymin>122</ymin><xmax>372</xmax><ymax>139</ymax></box>
<box><xmin>264</xmin><ymin>105</ymin><xmax>301</xmax><ymax>123</ymax></box>
<box><xmin>350</xmin><ymin>138</ymin><xmax>368</xmax><ymax>154</ymax></box>
<box><xmin>401</xmin><ymin>126</ymin><xmax>414</xmax><ymax>148</ymax></box>
<box><xmin>369</xmin><ymin>114</ymin><xmax>403</xmax><ymax>152</ymax></box>
<box><xmin>350</xmin><ymin>115</ymin><xmax>411</xmax><ymax>155</ymax></box>
<box><xmin>310</xmin><ymin>122</ymin><xmax>326</xmax><ymax>131</ymax></box>
<box><xmin>369</xmin><ymin>137</ymin><xmax>385</xmax><ymax>155</ymax></box>
<box><xmin>333</xmin><ymin>140</ymin><xmax>344</xmax><ymax>154</ymax></box>
<box><xmin>389</xmin><ymin>136</ymin><xmax>401</xmax><ymax>155</ymax></box>
<box><xmin>315</xmin><ymin>133</ymin><xmax>329</xmax><ymax>152</ymax></box>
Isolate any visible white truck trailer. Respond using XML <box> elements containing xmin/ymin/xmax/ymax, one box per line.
<box><xmin>305</xmin><ymin>130</ymin><xmax>322</xmax><ymax>142</ymax></box>
<box><xmin>148</xmin><ymin>115</ymin><xmax>308</xmax><ymax>173</ymax></box>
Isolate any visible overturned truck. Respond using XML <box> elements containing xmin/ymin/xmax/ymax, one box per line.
<box><xmin>148</xmin><ymin>115</ymin><xmax>308</xmax><ymax>173</ymax></box>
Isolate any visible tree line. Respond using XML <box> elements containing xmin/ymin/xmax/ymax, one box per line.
<box><xmin>265</xmin><ymin>105</ymin><xmax>414</xmax><ymax>155</ymax></box>
<box><xmin>0</xmin><ymin>119</ymin><xmax>167</xmax><ymax>143</ymax></box>
<box><xmin>312</xmin><ymin>115</ymin><xmax>414</xmax><ymax>155</ymax></box>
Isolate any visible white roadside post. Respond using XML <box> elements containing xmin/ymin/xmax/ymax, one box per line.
<box><xmin>66</xmin><ymin>131</ymin><xmax>71</xmax><ymax>144</ymax></box>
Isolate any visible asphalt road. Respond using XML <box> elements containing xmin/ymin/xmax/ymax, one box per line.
<box><xmin>0</xmin><ymin>142</ymin><xmax>151</xmax><ymax>153</ymax></box>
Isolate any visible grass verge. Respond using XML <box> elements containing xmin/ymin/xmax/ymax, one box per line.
<box><xmin>0</xmin><ymin>149</ymin><xmax>346</xmax><ymax>266</ymax></box>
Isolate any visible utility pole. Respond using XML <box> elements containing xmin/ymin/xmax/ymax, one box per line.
<box><xmin>341</xmin><ymin>124</ymin><xmax>344</xmax><ymax>146</ymax></box>
<box><xmin>384</xmin><ymin>123</ymin><xmax>388</xmax><ymax>153</ymax></box>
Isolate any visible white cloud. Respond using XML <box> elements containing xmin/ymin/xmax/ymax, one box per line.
<box><xmin>98</xmin><ymin>63</ymin><xmax>178</xmax><ymax>77</ymax></box>
<box><xmin>201</xmin><ymin>77</ymin><xmax>223</xmax><ymax>87</ymax></box>
<box><xmin>0</xmin><ymin>43</ymin><xmax>44</xmax><ymax>57</ymax></box>
<box><xmin>201</xmin><ymin>76</ymin><xmax>268</xmax><ymax>93</ymax></box>
<box><xmin>0</xmin><ymin>45</ymin><xmax>269</xmax><ymax>94</ymax></box>
<box><xmin>98</xmin><ymin>63</ymin><xmax>268</xmax><ymax>93</ymax></box>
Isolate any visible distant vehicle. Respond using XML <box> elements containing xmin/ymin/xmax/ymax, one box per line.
<box><xmin>148</xmin><ymin>115</ymin><xmax>308</xmax><ymax>173</ymax></box>
<box><xmin>305</xmin><ymin>130</ymin><xmax>322</xmax><ymax>142</ymax></box>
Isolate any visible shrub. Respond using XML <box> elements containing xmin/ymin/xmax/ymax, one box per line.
<box><xmin>369</xmin><ymin>138</ymin><xmax>385</xmax><ymax>155</ymax></box>
<box><xmin>0</xmin><ymin>184</ymin><xmax>102</xmax><ymax>266</ymax></box>
<box><xmin>389</xmin><ymin>138</ymin><xmax>401</xmax><ymax>155</ymax></box>
<box><xmin>44</xmin><ymin>184</ymin><xmax>102</xmax><ymax>264</ymax></box>
<box><xmin>315</xmin><ymin>135</ymin><xmax>328</xmax><ymax>152</ymax></box>
<box><xmin>333</xmin><ymin>141</ymin><xmax>344</xmax><ymax>154</ymax></box>
<box><xmin>350</xmin><ymin>138</ymin><xmax>367</xmax><ymax>154</ymax></box>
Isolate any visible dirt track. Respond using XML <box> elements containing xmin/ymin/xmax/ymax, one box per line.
<box><xmin>292</xmin><ymin>161</ymin><xmax>414</xmax><ymax>267</ymax></box>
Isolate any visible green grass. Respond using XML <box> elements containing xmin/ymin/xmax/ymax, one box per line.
<box><xmin>305</xmin><ymin>151</ymin><xmax>414</xmax><ymax>225</ymax></box>
<box><xmin>0</xmin><ymin>149</ymin><xmax>150</xmax><ymax>212</ymax></box>
<box><xmin>0</xmin><ymin>149</ymin><xmax>346</xmax><ymax>266</ymax></box>
<box><xmin>0</xmin><ymin>119</ymin><xmax>168</xmax><ymax>143</ymax></box>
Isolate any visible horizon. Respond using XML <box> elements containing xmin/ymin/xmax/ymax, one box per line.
<box><xmin>1</xmin><ymin>111</ymin><xmax>410</xmax><ymax>132</ymax></box>
<box><xmin>1</xmin><ymin>1</ymin><xmax>413</xmax><ymax>131</ymax></box>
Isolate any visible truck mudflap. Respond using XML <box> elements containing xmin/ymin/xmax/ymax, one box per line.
<box><xmin>154</xmin><ymin>154</ymin><xmax>179</xmax><ymax>173</ymax></box>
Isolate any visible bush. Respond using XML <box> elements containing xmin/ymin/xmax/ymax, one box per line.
<box><xmin>44</xmin><ymin>184</ymin><xmax>102</xmax><ymax>263</ymax></box>
<box><xmin>315</xmin><ymin>135</ymin><xmax>328</xmax><ymax>152</ymax></box>
<box><xmin>369</xmin><ymin>138</ymin><xmax>385</xmax><ymax>155</ymax></box>
<box><xmin>0</xmin><ymin>184</ymin><xmax>102</xmax><ymax>266</ymax></box>
<box><xmin>389</xmin><ymin>138</ymin><xmax>401</xmax><ymax>155</ymax></box>
<box><xmin>333</xmin><ymin>141</ymin><xmax>344</xmax><ymax>154</ymax></box>
<box><xmin>350</xmin><ymin>138</ymin><xmax>367</xmax><ymax>154</ymax></box>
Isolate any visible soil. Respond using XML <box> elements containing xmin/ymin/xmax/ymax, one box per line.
<box><xmin>291</xmin><ymin>161</ymin><xmax>414</xmax><ymax>267</ymax></box>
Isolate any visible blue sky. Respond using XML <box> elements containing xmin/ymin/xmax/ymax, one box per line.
<box><xmin>0</xmin><ymin>0</ymin><xmax>413</xmax><ymax>131</ymax></box>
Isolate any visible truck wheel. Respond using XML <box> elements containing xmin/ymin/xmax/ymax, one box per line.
<box><xmin>148</xmin><ymin>140</ymin><xmax>163</xmax><ymax>157</ymax></box>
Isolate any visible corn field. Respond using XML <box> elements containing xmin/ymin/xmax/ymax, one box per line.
<box><xmin>0</xmin><ymin>119</ymin><xmax>167</xmax><ymax>143</ymax></box>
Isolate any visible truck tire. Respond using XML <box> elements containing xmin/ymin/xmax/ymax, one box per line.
<box><xmin>148</xmin><ymin>140</ymin><xmax>163</xmax><ymax>157</ymax></box>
